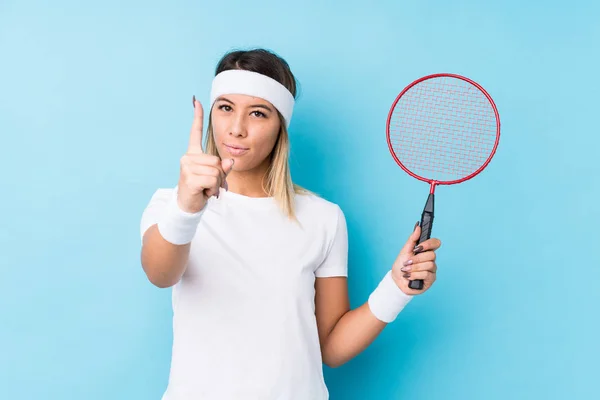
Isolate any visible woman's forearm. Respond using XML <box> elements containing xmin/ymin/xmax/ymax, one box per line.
<box><xmin>321</xmin><ymin>303</ymin><xmax>388</xmax><ymax>368</ymax></box>
<box><xmin>141</xmin><ymin>225</ymin><xmax>191</xmax><ymax>288</ymax></box>
<box><xmin>321</xmin><ymin>271</ymin><xmax>415</xmax><ymax>368</ymax></box>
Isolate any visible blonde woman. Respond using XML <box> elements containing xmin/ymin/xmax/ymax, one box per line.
<box><xmin>140</xmin><ymin>48</ymin><xmax>442</xmax><ymax>400</ymax></box>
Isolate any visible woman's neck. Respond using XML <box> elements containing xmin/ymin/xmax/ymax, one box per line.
<box><xmin>225</xmin><ymin>163</ymin><xmax>271</xmax><ymax>198</ymax></box>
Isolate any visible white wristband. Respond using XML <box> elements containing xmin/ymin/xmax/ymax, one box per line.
<box><xmin>368</xmin><ymin>271</ymin><xmax>413</xmax><ymax>323</ymax></box>
<box><xmin>157</xmin><ymin>191</ymin><xmax>205</xmax><ymax>245</ymax></box>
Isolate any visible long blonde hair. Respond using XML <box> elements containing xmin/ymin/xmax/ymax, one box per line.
<box><xmin>204</xmin><ymin>48</ymin><xmax>315</xmax><ymax>220</ymax></box>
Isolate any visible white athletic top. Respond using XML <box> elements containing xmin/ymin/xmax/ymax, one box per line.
<box><xmin>140</xmin><ymin>187</ymin><xmax>348</xmax><ymax>400</ymax></box>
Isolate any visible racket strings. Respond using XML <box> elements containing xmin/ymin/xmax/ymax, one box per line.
<box><xmin>389</xmin><ymin>76</ymin><xmax>497</xmax><ymax>182</ymax></box>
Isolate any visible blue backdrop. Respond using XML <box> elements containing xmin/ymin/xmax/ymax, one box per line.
<box><xmin>1</xmin><ymin>0</ymin><xmax>598</xmax><ymax>399</ymax></box>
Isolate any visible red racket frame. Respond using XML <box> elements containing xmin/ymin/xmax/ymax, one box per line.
<box><xmin>386</xmin><ymin>73</ymin><xmax>501</xmax><ymax>194</ymax></box>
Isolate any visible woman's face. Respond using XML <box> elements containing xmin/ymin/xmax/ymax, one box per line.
<box><xmin>211</xmin><ymin>94</ymin><xmax>281</xmax><ymax>172</ymax></box>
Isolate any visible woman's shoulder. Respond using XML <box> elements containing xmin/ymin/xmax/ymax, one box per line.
<box><xmin>148</xmin><ymin>186</ymin><xmax>175</xmax><ymax>198</ymax></box>
<box><xmin>294</xmin><ymin>190</ymin><xmax>348</xmax><ymax>254</ymax></box>
<box><xmin>141</xmin><ymin>186</ymin><xmax>175</xmax><ymax>205</ymax></box>
<box><xmin>294</xmin><ymin>188</ymin><xmax>344</xmax><ymax>220</ymax></box>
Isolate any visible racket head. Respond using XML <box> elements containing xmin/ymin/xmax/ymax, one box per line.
<box><xmin>386</xmin><ymin>73</ymin><xmax>500</xmax><ymax>187</ymax></box>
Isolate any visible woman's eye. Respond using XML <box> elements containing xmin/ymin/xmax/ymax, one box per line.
<box><xmin>219</xmin><ymin>105</ymin><xmax>232</xmax><ymax>112</ymax></box>
<box><xmin>252</xmin><ymin>111</ymin><xmax>266</xmax><ymax>118</ymax></box>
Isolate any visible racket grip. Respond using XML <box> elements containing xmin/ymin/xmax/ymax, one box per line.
<box><xmin>409</xmin><ymin>193</ymin><xmax>434</xmax><ymax>290</ymax></box>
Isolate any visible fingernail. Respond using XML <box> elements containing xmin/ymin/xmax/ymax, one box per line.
<box><xmin>403</xmin><ymin>273</ymin><xmax>411</xmax><ymax>279</ymax></box>
<box><xmin>414</xmin><ymin>221</ymin><xmax>419</xmax><ymax>230</ymax></box>
<box><xmin>401</xmin><ymin>266</ymin><xmax>412</xmax><ymax>272</ymax></box>
<box><xmin>403</xmin><ymin>259</ymin><xmax>413</xmax><ymax>266</ymax></box>
<box><xmin>192</xmin><ymin>95</ymin><xmax>196</xmax><ymax>107</ymax></box>
<box><xmin>413</xmin><ymin>245</ymin><xmax>424</xmax><ymax>254</ymax></box>
<box><xmin>224</xmin><ymin>180</ymin><xmax>229</xmax><ymax>191</ymax></box>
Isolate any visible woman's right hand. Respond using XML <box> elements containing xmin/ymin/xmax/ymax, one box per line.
<box><xmin>177</xmin><ymin>96</ymin><xmax>235</xmax><ymax>213</ymax></box>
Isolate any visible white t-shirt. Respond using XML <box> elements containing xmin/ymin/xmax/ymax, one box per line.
<box><xmin>140</xmin><ymin>186</ymin><xmax>348</xmax><ymax>400</ymax></box>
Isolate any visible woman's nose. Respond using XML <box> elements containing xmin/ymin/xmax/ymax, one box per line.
<box><xmin>229</xmin><ymin>114</ymin><xmax>247</xmax><ymax>137</ymax></box>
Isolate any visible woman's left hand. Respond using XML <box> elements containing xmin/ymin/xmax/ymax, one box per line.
<box><xmin>391</xmin><ymin>222</ymin><xmax>442</xmax><ymax>295</ymax></box>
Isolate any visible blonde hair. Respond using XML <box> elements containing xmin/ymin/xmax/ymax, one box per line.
<box><xmin>205</xmin><ymin>110</ymin><xmax>313</xmax><ymax>220</ymax></box>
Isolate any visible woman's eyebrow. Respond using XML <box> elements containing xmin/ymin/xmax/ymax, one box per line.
<box><xmin>216</xmin><ymin>96</ymin><xmax>273</xmax><ymax>112</ymax></box>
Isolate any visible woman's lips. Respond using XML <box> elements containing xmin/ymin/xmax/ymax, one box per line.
<box><xmin>224</xmin><ymin>144</ymin><xmax>249</xmax><ymax>156</ymax></box>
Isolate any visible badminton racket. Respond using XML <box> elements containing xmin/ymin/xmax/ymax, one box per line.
<box><xmin>386</xmin><ymin>73</ymin><xmax>501</xmax><ymax>290</ymax></box>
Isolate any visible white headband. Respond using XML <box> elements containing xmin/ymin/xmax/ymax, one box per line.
<box><xmin>209</xmin><ymin>69</ymin><xmax>295</xmax><ymax>128</ymax></box>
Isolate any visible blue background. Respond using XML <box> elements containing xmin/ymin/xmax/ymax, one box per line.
<box><xmin>1</xmin><ymin>0</ymin><xmax>598</xmax><ymax>399</ymax></box>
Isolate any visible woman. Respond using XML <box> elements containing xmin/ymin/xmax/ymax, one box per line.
<box><xmin>140</xmin><ymin>48</ymin><xmax>441</xmax><ymax>400</ymax></box>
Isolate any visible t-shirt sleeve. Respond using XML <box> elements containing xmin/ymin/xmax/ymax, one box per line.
<box><xmin>139</xmin><ymin>188</ymin><xmax>174</xmax><ymax>242</ymax></box>
<box><xmin>315</xmin><ymin>205</ymin><xmax>349</xmax><ymax>278</ymax></box>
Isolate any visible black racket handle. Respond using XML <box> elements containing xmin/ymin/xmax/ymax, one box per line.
<box><xmin>409</xmin><ymin>193</ymin><xmax>434</xmax><ymax>290</ymax></box>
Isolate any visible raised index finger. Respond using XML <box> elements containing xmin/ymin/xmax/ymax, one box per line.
<box><xmin>188</xmin><ymin>95</ymin><xmax>204</xmax><ymax>154</ymax></box>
